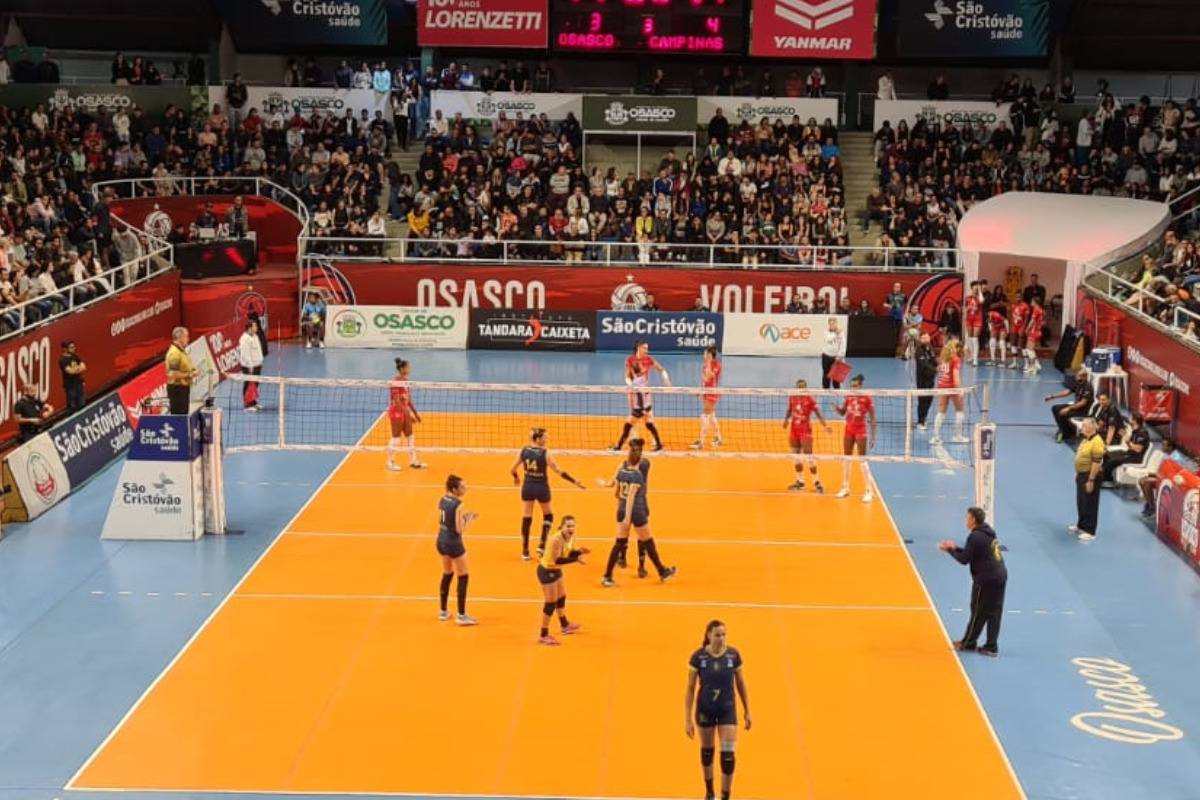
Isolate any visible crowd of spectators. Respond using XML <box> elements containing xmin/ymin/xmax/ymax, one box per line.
<box><xmin>868</xmin><ymin>75</ymin><xmax>1200</xmax><ymax>259</ymax></box>
<box><xmin>0</xmin><ymin>101</ymin><xmax>174</xmax><ymax>333</ymax></box>
<box><xmin>397</xmin><ymin>105</ymin><xmax>855</xmax><ymax>267</ymax></box>
<box><xmin>1109</xmin><ymin>229</ymin><xmax>1200</xmax><ymax>339</ymax></box>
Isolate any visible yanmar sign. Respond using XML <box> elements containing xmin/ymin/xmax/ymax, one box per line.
<box><xmin>418</xmin><ymin>0</ymin><xmax>547</xmax><ymax>48</ymax></box>
<box><xmin>751</xmin><ymin>0</ymin><xmax>877</xmax><ymax>58</ymax></box>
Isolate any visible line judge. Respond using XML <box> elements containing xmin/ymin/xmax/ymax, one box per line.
<box><xmin>165</xmin><ymin>326</ymin><xmax>199</xmax><ymax>415</ymax></box>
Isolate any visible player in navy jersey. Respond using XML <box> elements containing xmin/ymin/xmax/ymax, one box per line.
<box><xmin>599</xmin><ymin>438</ymin><xmax>676</xmax><ymax>586</ymax></box>
<box><xmin>685</xmin><ymin>620</ymin><xmax>751</xmax><ymax>800</ymax></box>
<box><xmin>509</xmin><ymin>428</ymin><xmax>586</xmax><ymax>561</ymax></box>
<box><xmin>437</xmin><ymin>474</ymin><xmax>479</xmax><ymax>626</ymax></box>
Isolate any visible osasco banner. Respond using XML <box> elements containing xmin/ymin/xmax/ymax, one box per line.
<box><xmin>325</xmin><ymin>305</ymin><xmax>468</xmax><ymax>349</ymax></box>
<box><xmin>873</xmin><ymin>99</ymin><xmax>1014</xmax><ymax>132</ymax></box>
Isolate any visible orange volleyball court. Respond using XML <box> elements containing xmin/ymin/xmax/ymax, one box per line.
<box><xmin>69</xmin><ymin>412</ymin><xmax>1024</xmax><ymax>800</ymax></box>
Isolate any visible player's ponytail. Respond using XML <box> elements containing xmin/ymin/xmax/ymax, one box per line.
<box><xmin>531</xmin><ymin>427</ymin><xmax>546</xmax><ymax>441</ymax></box>
<box><xmin>703</xmin><ymin>619</ymin><xmax>725</xmax><ymax>647</ymax></box>
<box><xmin>395</xmin><ymin>358</ymin><xmax>408</xmax><ymax>372</ymax></box>
<box><xmin>445</xmin><ymin>474</ymin><xmax>463</xmax><ymax>492</ymax></box>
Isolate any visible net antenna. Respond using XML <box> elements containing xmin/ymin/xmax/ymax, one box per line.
<box><xmin>218</xmin><ymin>375</ymin><xmax>983</xmax><ymax>470</ymax></box>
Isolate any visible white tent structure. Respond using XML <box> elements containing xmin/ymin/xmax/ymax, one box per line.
<box><xmin>956</xmin><ymin>193</ymin><xmax>1170</xmax><ymax>332</ymax></box>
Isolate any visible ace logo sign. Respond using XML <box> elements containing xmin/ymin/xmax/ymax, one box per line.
<box><xmin>751</xmin><ymin>0</ymin><xmax>877</xmax><ymax>58</ymax></box>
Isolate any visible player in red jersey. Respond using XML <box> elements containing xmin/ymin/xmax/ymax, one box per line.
<box><xmin>617</xmin><ymin>340</ymin><xmax>670</xmax><ymax>451</ymax></box>
<box><xmin>1009</xmin><ymin>297</ymin><xmax>1030</xmax><ymax>370</ymax></box>
<box><xmin>1024</xmin><ymin>297</ymin><xmax>1046</xmax><ymax>374</ymax></box>
<box><xmin>783</xmin><ymin>379</ymin><xmax>830</xmax><ymax>493</ymax></box>
<box><xmin>963</xmin><ymin>281</ymin><xmax>984</xmax><ymax>367</ymax></box>
<box><xmin>691</xmin><ymin>346</ymin><xmax>724</xmax><ymax>450</ymax></box>
<box><xmin>931</xmin><ymin>340</ymin><xmax>968</xmax><ymax>445</ymax></box>
<box><xmin>985</xmin><ymin>309</ymin><xmax>1009</xmax><ymax>367</ymax></box>
<box><xmin>833</xmin><ymin>373</ymin><xmax>877</xmax><ymax>503</ymax></box>
<box><xmin>386</xmin><ymin>358</ymin><xmax>426</xmax><ymax>471</ymax></box>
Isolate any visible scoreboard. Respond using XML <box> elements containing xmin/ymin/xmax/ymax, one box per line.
<box><xmin>550</xmin><ymin>0</ymin><xmax>746</xmax><ymax>55</ymax></box>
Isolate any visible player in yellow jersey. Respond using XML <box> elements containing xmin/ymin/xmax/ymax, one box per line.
<box><xmin>535</xmin><ymin>515</ymin><xmax>590</xmax><ymax>646</ymax></box>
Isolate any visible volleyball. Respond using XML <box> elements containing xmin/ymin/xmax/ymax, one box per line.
<box><xmin>1175</xmin><ymin>474</ymin><xmax>1186</xmax><ymax>486</ymax></box>
<box><xmin>611</xmin><ymin>277</ymin><xmax>648</xmax><ymax>311</ymax></box>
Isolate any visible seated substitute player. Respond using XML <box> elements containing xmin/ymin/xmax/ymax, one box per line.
<box><xmin>301</xmin><ymin>291</ymin><xmax>326</xmax><ymax>349</ymax></box>
<box><xmin>387</xmin><ymin>358</ymin><xmax>426</xmax><ymax>471</ymax></box>
<box><xmin>437</xmin><ymin>474</ymin><xmax>479</xmax><ymax>626</ymax></box>
<box><xmin>691</xmin><ymin>346</ymin><xmax>724</xmax><ymax>449</ymax></box>
<box><xmin>509</xmin><ymin>428</ymin><xmax>586</xmax><ymax>562</ymax></box>
<box><xmin>535</xmin><ymin>515</ymin><xmax>589</xmax><ymax>646</ymax></box>
<box><xmin>783</xmin><ymin>379</ymin><xmax>830</xmax><ymax>493</ymax></box>
<box><xmin>600</xmin><ymin>438</ymin><xmax>677</xmax><ymax>586</ymax></box>
<box><xmin>685</xmin><ymin>619</ymin><xmax>752</xmax><ymax>800</ymax></box>
<box><xmin>833</xmin><ymin>373</ymin><xmax>877</xmax><ymax>503</ymax></box>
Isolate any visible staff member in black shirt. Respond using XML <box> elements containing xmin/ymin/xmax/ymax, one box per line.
<box><xmin>1044</xmin><ymin>367</ymin><xmax>1094</xmax><ymax>442</ymax></box>
<box><xmin>1100</xmin><ymin>412</ymin><xmax>1150</xmax><ymax>484</ymax></box>
<box><xmin>59</xmin><ymin>339</ymin><xmax>87</xmax><ymax>412</ymax></box>
<box><xmin>14</xmin><ymin>384</ymin><xmax>54</xmax><ymax>442</ymax></box>
<box><xmin>913</xmin><ymin>331</ymin><xmax>939</xmax><ymax>429</ymax></box>
<box><xmin>939</xmin><ymin>506</ymin><xmax>1007</xmax><ymax>657</ymax></box>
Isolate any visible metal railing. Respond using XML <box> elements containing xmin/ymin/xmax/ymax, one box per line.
<box><xmin>1084</xmin><ymin>263</ymin><xmax>1200</xmax><ymax>341</ymax></box>
<box><xmin>298</xmin><ymin>234</ymin><xmax>958</xmax><ymax>271</ymax></box>
<box><xmin>90</xmin><ymin>176</ymin><xmax>311</xmax><ymax>240</ymax></box>
<box><xmin>0</xmin><ymin>218</ymin><xmax>174</xmax><ymax>340</ymax></box>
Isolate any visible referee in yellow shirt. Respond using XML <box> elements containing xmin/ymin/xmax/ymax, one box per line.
<box><xmin>165</xmin><ymin>326</ymin><xmax>199</xmax><ymax>415</ymax></box>
<box><xmin>1071</xmin><ymin>417</ymin><xmax>1106</xmax><ymax>542</ymax></box>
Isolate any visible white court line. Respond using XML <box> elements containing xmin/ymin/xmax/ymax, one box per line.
<box><xmin>318</xmin><ymin>481</ymin><xmax>865</xmax><ymax>498</ymax></box>
<box><xmin>63</xmin><ymin>425</ymin><xmax>375</xmax><ymax>792</ymax></box>
<box><xmin>283</xmin><ymin>530</ymin><xmax>901</xmax><ymax>549</ymax></box>
<box><xmin>235</xmin><ymin>592</ymin><xmax>929</xmax><ymax>613</ymax></box>
<box><xmin>64</xmin><ymin>788</ymin><xmax>766</xmax><ymax>800</ymax></box>
<box><xmin>875</xmin><ymin>483</ymin><xmax>1030</xmax><ymax>799</ymax></box>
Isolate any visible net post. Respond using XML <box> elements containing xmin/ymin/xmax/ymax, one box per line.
<box><xmin>904</xmin><ymin>388</ymin><xmax>914</xmax><ymax>460</ymax></box>
<box><xmin>973</xmin><ymin>383</ymin><xmax>996</xmax><ymax>524</ymax></box>
<box><xmin>278</xmin><ymin>379</ymin><xmax>286</xmax><ymax>449</ymax></box>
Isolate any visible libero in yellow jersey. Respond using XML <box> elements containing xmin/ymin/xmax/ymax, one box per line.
<box><xmin>534</xmin><ymin>515</ymin><xmax>588</xmax><ymax>646</ymax></box>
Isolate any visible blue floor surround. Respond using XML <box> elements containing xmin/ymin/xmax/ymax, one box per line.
<box><xmin>1</xmin><ymin>346</ymin><xmax>1199</xmax><ymax>800</ymax></box>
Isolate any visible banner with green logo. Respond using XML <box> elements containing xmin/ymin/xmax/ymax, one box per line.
<box><xmin>326</xmin><ymin>305</ymin><xmax>468</xmax><ymax>349</ymax></box>
<box><xmin>582</xmin><ymin>95</ymin><xmax>697</xmax><ymax>133</ymax></box>
<box><xmin>0</xmin><ymin>84</ymin><xmax>201</xmax><ymax>119</ymax></box>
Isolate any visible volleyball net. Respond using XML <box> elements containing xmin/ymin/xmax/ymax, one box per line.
<box><xmin>216</xmin><ymin>376</ymin><xmax>987</xmax><ymax>469</ymax></box>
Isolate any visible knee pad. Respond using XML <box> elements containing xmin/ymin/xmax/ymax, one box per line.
<box><xmin>720</xmin><ymin>750</ymin><xmax>735</xmax><ymax>776</ymax></box>
<box><xmin>542</xmin><ymin>602</ymin><xmax>556</xmax><ymax>617</ymax></box>
<box><xmin>556</xmin><ymin>596</ymin><xmax>566</xmax><ymax>609</ymax></box>
<box><xmin>700</xmin><ymin>747</ymin><xmax>715</xmax><ymax>767</ymax></box>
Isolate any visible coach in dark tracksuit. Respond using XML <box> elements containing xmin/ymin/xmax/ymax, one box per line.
<box><xmin>939</xmin><ymin>506</ymin><xmax>1007</xmax><ymax>657</ymax></box>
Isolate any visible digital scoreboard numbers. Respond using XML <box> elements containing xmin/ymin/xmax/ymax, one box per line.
<box><xmin>552</xmin><ymin>0</ymin><xmax>745</xmax><ymax>55</ymax></box>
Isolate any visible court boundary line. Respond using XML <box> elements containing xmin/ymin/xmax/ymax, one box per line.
<box><xmin>61</xmin><ymin>787</ymin><xmax>780</xmax><ymax>800</ymax></box>
<box><xmin>874</xmin><ymin>475</ymin><xmax>1031</xmax><ymax>800</ymax></box>
<box><xmin>63</xmin><ymin>427</ymin><xmax>376</xmax><ymax>792</ymax></box>
<box><xmin>232</xmin><ymin>593</ymin><xmax>930</xmax><ymax>612</ymax></box>
<box><xmin>281</xmin><ymin>531</ymin><xmax>903</xmax><ymax>549</ymax></box>
<box><xmin>307</xmin><ymin>481</ymin><xmax>960</xmax><ymax>498</ymax></box>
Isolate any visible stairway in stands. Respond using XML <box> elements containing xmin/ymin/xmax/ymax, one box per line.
<box><xmin>839</xmin><ymin>130</ymin><xmax>878</xmax><ymax>250</ymax></box>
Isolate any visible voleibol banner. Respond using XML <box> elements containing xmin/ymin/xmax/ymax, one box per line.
<box><xmin>723</xmin><ymin>313</ymin><xmax>848</xmax><ymax>357</ymax></box>
<box><xmin>431</xmin><ymin>90</ymin><xmax>582</xmax><ymax>122</ymax></box>
<box><xmin>873</xmin><ymin>99</ymin><xmax>1014</xmax><ymax>131</ymax></box>
<box><xmin>325</xmin><ymin>305</ymin><xmax>469</xmax><ymax>349</ymax></box>
<box><xmin>749</xmin><ymin>0</ymin><xmax>877</xmax><ymax>59</ymax></box>
<box><xmin>417</xmin><ymin>0</ymin><xmax>548</xmax><ymax>48</ymax></box>
<box><xmin>897</xmin><ymin>0</ymin><xmax>1050</xmax><ymax>58</ymax></box>
<box><xmin>696</xmin><ymin>96</ymin><xmax>839</xmax><ymax>127</ymax></box>
<box><xmin>228</xmin><ymin>0</ymin><xmax>387</xmax><ymax>50</ymax></box>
